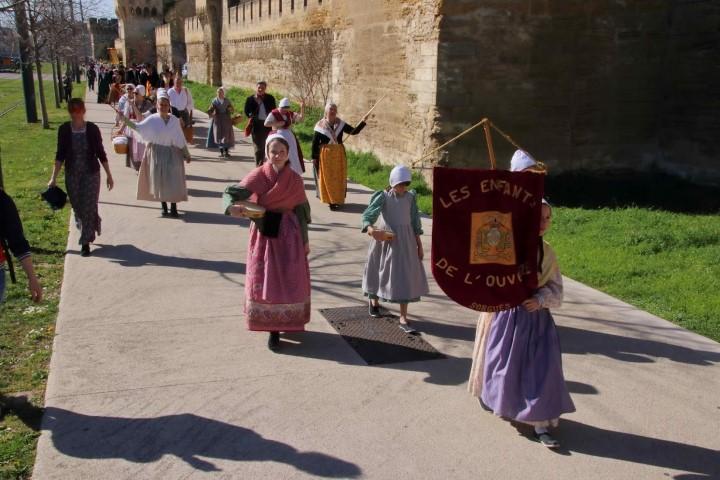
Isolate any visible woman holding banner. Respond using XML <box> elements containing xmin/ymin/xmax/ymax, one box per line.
<box><xmin>311</xmin><ymin>102</ymin><xmax>366</xmax><ymax>211</ymax></box>
<box><xmin>468</xmin><ymin>150</ymin><xmax>575</xmax><ymax>449</ymax></box>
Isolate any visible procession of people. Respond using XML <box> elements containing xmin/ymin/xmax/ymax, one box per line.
<box><xmin>19</xmin><ymin>60</ymin><xmax>577</xmax><ymax>451</ymax></box>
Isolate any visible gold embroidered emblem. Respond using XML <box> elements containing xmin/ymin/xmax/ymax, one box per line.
<box><xmin>470</xmin><ymin>211</ymin><xmax>516</xmax><ymax>265</ymax></box>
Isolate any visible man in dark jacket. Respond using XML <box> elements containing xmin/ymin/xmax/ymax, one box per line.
<box><xmin>243</xmin><ymin>81</ymin><xmax>276</xmax><ymax>166</ymax></box>
<box><xmin>0</xmin><ymin>189</ymin><xmax>42</xmax><ymax>303</ymax></box>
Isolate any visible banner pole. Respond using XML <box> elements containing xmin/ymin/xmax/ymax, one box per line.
<box><xmin>412</xmin><ymin>118</ymin><xmax>488</xmax><ymax>169</ymax></box>
<box><xmin>483</xmin><ymin>121</ymin><xmax>497</xmax><ymax>170</ymax></box>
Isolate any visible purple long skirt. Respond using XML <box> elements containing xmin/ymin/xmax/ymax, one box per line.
<box><xmin>481</xmin><ymin>307</ymin><xmax>575</xmax><ymax>425</ymax></box>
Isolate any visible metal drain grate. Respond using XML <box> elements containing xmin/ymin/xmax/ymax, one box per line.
<box><xmin>319</xmin><ymin>306</ymin><xmax>446</xmax><ymax>365</ymax></box>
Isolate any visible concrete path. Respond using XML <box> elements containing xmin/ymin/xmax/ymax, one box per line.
<box><xmin>33</xmin><ymin>94</ymin><xmax>720</xmax><ymax>479</ymax></box>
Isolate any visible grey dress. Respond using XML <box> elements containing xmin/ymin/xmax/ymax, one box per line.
<box><xmin>361</xmin><ymin>189</ymin><xmax>429</xmax><ymax>303</ymax></box>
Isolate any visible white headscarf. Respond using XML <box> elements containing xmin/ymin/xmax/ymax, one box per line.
<box><xmin>389</xmin><ymin>165</ymin><xmax>412</xmax><ymax>187</ymax></box>
<box><xmin>156</xmin><ymin>88</ymin><xmax>169</xmax><ymax>101</ymax></box>
<box><xmin>279</xmin><ymin>97</ymin><xmax>291</xmax><ymax>108</ymax></box>
<box><xmin>135</xmin><ymin>85</ymin><xmax>146</xmax><ymax>96</ymax></box>
<box><xmin>510</xmin><ymin>149</ymin><xmax>537</xmax><ymax>172</ymax></box>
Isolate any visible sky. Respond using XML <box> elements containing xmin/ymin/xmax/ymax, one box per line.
<box><xmin>91</xmin><ymin>0</ymin><xmax>116</xmax><ymax>19</ymax></box>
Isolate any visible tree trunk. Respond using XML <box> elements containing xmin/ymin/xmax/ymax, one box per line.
<box><xmin>33</xmin><ymin>58</ymin><xmax>50</xmax><ymax>128</ymax></box>
<box><xmin>13</xmin><ymin>2</ymin><xmax>37</xmax><ymax>123</ymax></box>
<box><xmin>51</xmin><ymin>55</ymin><xmax>60</xmax><ymax>108</ymax></box>
<box><xmin>56</xmin><ymin>57</ymin><xmax>63</xmax><ymax>104</ymax></box>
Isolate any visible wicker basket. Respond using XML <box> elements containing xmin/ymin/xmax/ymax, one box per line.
<box><xmin>111</xmin><ymin>127</ymin><xmax>128</xmax><ymax>154</ymax></box>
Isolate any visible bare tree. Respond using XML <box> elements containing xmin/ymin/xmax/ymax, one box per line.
<box><xmin>286</xmin><ymin>37</ymin><xmax>333</xmax><ymax>106</ymax></box>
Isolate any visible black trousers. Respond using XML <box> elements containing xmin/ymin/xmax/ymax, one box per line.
<box><xmin>251</xmin><ymin>120</ymin><xmax>271</xmax><ymax>166</ymax></box>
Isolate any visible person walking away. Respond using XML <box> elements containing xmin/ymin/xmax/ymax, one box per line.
<box><xmin>87</xmin><ymin>66</ymin><xmax>96</xmax><ymax>91</ymax></box>
<box><xmin>467</xmin><ymin>150</ymin><xmax>575</xmax><ymax>449</ymax></box>
<box><xmin>243</xmin><ymin>81</ymin><xmax>276</xmax><ymax>166</ymax></box>
<box><xmin>0</xmin><ymin>188</ymin><xmax>42</xmax><ymax>304</ymax></box>
<box><xmin>206</xmin><ymin>87</ymin><xmax>236</xmax><ymax>158</ymax></box>
<box><xmin>116</xmin><ymin>89</ymin><xmax>191</xmax><ymax>218</ymax></box>
<box><xmin>168</xmin><ymin>74</ymin><xmax>194</xmax><ymax>130</ymax></box>
<box><xmin>311</xmin><ymin>102</ymin><xmax>367</xmax><ymax>210</ymax></box>
<box><xmin>48</xmin><ymin>98</ymin><xmax>114</xmax><ymax>257</ymax></box>
<box><xmin>63</xmin><ymin>75</ymin><xmax>73</xmax><ymax>103</ymax></box>
<box><xmin>264</xmin><ymin>97</ymin><xmax>305</xmax><ymax>176</ymax></box>
<box><xmin>223</xmin><ymin>136</ymin><xmax>311</xmax><ymax>351</ymax></box>
<box><xmin>97</xmin><ymin>67</ymin><xmax>111</xmax><ymax>103</ymax></box>
<box><xmin>361</xmin><ymin>166</ymin><xmax>429</xmax><ymax>334</ymax></box>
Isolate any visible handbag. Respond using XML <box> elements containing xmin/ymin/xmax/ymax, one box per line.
<box><xmin>41</xmin><ymin>186</ymin><xmax>67</xmax><ymax>210</ymax></box>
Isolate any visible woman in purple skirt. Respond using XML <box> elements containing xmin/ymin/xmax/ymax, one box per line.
<box><xmin>468</xmin><ymin>150</ymin><xmax>575</xmax><ymax>448</ymax></box>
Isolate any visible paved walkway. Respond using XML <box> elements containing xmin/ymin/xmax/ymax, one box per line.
<box><xmin>33</xmin><ymin>94</ymin><xmax>720</xmax><ymax>479</ymax></box>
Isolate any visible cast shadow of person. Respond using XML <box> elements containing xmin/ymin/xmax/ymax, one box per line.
<box><xmin>557</xmin><ymin>325</ymin><xmax>720</xmax><ymax>366</ymax></box>
<box><xmin>557</xmin><ymin>419</ymin><xmax>720</xmax><ymax>478</ymax></box>
<box><xmin>41</xmin><ymin>407</ymin><xmax>362</xmax><ymax>478</ymax></box>
<box><xmin>91</xmin><ymin>244</ymin><xmax>245</xmax><ymax>275</ymax></box>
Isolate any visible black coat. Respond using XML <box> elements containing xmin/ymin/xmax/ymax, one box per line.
<box><xmin>0</xmin><ymin>189</ymin><xmax>31</xmax><ymax>261</ymax></box>
<box><xmin>244</xmin><ymin>94</ymin><xmax>276</xmax><ymax>120</ymax></box>
<box><xmin>55</xmin><ymin>121</ymin><xmax>108</xmax><ymax>173</ymax></box>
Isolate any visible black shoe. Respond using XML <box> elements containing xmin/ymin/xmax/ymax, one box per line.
<box><xmin>268</xmin><ymin>332</ymin><xmax>280</xmax><ymax>350</ymax></box>
<box><xmin>224</xmin><ymin>151</ymin><xmax>231</xmax><ymax>158</ymax></box>
<box><xmin>369</xmin><ymin>303</ymin><xmax>381</xmax><ymax>318</ymax></box>
<box><xmin>170</xmin><ymin>204</ymin><xmax>179</xmax><ymax>218</ymax></box>
<box><xmin>161</xmin><ymin>202</ymin><xmax>169</xmax><ymax>217</ymax></box>
<box><xmin>81</xmin><ymin>244</ymin><xmax>91</xmax><ymax>257</ymax></box>
<box><xmin>219</xmin><ymin>150</ymin><xmax>226</xmax><ymax>157</ymax></box>
<box><xmin>329</xmin><ymin>204</ymin><xmax>339</xmax><ymax>211</ymax></box>
<box><xmin>534</xmin><ymin>431</ymin><xmax>560</xmax><ymax>449</ymax></box>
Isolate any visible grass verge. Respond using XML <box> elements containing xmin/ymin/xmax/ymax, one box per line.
<box><xmin>186</xmin><ymin>80</ymin><xmax>719</xmax><ymax>342</ymax></box>
<box><xmin>0</xmin><ymin>79</ymin><xmax>79</xmax><ymax>479</ymax></box>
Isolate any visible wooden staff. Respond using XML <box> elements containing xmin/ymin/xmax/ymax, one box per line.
<box><xmin>359</xmin><ymin>93</ymin><xmax>387</xmax><ymax>122</ymax></box>
<box><xmin>483</xmin><ymin>120</ymin><xmax>497</xmax><ymax>170</ymax></box>
<box><xmin>412</xmin><ymin>118</ymin><xmax>489</xmax><ymax>168</ymax></box>
<box><xmin>344</xmin><ymin>93</ymin><xmax>388</xmax><ymax>142</ymax></box>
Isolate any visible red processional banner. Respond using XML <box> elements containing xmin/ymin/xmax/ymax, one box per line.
<box><xmin>431</xmin><ymin>167</ymin><xmax>545</xmax><ymax>312</ymax></box>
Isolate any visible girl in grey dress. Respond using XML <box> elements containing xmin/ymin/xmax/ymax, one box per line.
<box><xmin>361</xmin><ymin>166</ymin><xmax>429</xmax><ymax>333</ymax></box>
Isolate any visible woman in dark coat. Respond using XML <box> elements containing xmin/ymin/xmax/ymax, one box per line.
<box><xmin>48</xmin><ymin>98</ymin><xmax>114</xmax><ymax>257</ymax></box>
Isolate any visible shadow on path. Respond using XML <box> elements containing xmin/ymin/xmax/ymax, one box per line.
<box><xmin>558</xmin><ymin>325</ymin><xmax>720</xmax><ymax>366</ymax></box>
<box><xmin>92</xmin><ymin>244</ymin><xmax>245</xmax><ymax>274</ymax></box>
<box><xmin>41</xmin><ymin>408</ymin><xmax>362</xmax><ymax>477</ymax></box>
<box><xmin>558</xmin><ymin>419</ymin><xmax>720</xmax><ymax>478</ymax></box>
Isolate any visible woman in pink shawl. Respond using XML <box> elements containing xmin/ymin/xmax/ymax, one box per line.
<box><xmin>223</xmin><ymin>136</ymin><xmax>311</xmax><ymax>350</ymax></box>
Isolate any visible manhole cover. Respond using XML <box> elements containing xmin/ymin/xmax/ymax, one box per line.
<box><xmin>319</xmin><ymin>306</ymin><xmax>446</xmax><ymax>365</ymax></box>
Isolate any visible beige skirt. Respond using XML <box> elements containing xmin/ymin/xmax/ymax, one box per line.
<box><xmin>137</xmin><ymin>143</ymin><xmax>188</xmax><ymax>203</ymax></box>
<box><xmin>467</xmin><ymin>312</ymin><xmax>494</xmax><ymax>398</ymax></box>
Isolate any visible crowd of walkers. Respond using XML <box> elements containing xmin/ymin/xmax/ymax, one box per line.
<box><xmin>0</xmin><ymin>61</ymin><xmax>575</xmax><ymax>451</ymax></box>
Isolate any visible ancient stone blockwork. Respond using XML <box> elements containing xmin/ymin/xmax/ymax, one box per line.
<box><xmin>115</xmin><ymin>0</ymin><xmax>164</xmax><ymax>65</ymax></box>
<box><xmin>86</xmin><ymin>18</ymin><xmax>119</xmax><ymax>60</ymax></box>
<box><xmin>218</xmin><ymin>0</ymin><xmax>441</xmax><ymax>169</ymax></box>
<box><xmin>435</xmin><ymin>0</ymin><xmax>720</xmax><ymax>183</ymax></box>
<box><xmin>185</xmin><ymin>0</ymin><xmax>223</xmax><ymax>84</ymax></box>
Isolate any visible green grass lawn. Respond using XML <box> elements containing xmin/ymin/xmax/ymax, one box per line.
<box><xmin>186</xmin><ymin>81</ymin><xmax>720</xmax><ymax>342</ymax></box>
<box><xmin>0</xmin><ymin>78</ymin><xmax>79</xmax><ymax>479</ymax></box>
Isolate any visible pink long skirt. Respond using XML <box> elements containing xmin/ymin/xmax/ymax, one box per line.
<box><xmin>245</xmin><ymin>212</ymin><xmax>311</xmax><ymax>331</ymax></box>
